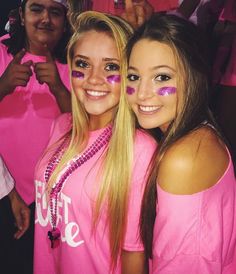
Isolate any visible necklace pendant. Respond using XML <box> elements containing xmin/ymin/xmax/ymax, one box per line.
<box><xmin>48</xmin><ymin>227</ymin><xmax>61</xmax><ymax>248</ymax></box>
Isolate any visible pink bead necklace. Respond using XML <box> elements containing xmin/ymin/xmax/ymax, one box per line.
<box><xmin>44</xmin><ymin>125</ymin><xmax>113</xmax><ymax>248</ymax></box>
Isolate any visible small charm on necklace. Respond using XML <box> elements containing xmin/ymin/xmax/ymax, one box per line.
<box><xmin>48</xmin><ymin>227</ymin><xmax>61</xmax><ymax>248</ymax></box>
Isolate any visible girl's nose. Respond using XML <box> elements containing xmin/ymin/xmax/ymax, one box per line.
<box><xmin>87</xmin><ymin>67</ymin><xmax>105</xmax><ymax>85</ymax></box>
<box><xmin>137</xmin><ymin>80</ymin><xmax>155</xmax><ymax>101</ymax></box>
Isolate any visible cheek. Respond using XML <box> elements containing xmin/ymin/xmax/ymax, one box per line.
<box><xmin>106</xmin><ymin>75</ymin><xmax>121</xmax><ymax>84</ymax></box>
<box><xmin>156</xmin><ymin>86</ymin><xmax>176</xmax><ymax>96</ymax></box>
<box><xmin>112</xmin><ymin>84</ymin><xmax>121</xmax><ymax>100</ymax></box>
<box><xmin>71</xmin><ymin>76</ymin><xmax>84</xmax><ymax>95</ymax></box>
<box><xmin>71</xmin><ymin>70</ymin><xmax>85</xmax><ymax>79</ymax></box>
<box><xmin>54</xmin><ymin>18</ymin><xmax>66</xmax><ymax>31</ymax></box>
<box><xmin>126</xmin><ymin>86</ymin><xmax>136</xmax><ymax>95</ymax></box>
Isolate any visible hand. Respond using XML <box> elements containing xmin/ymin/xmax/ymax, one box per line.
<box><xmin>34</xmin><ymin>45</ymin><xmax>65</xmax><ymax>95</ymax></box>
<box><xmin>120</xmin><ymin>0</ymin><xmax>154</xmax><ymax>29</ymax></box>
<box><xmin>8</xmin><ymin>188</ymin><xmax>30</xmax><ymax>239</ymax></box>
<box><xmin>34</xmin><ymin>44</ymin><xmax>71</xmax><ymax>112</ymax></box>
<box><xmin>0</xmin><ymin>49</ymin><xmax>33</xmax><ymax>98</ymax></box>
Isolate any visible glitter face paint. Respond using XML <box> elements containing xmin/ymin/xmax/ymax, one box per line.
<box><xmin>71</xmin><ymin>70</ymin><xmax>84</xmax><ymax>79</ymax></box>
<box><xmin>106</xmin><ymin>75</ymin><xmax>121</xmax><ymax>84</ymax></box>
<box><xmin>156</xmin><ymin>86</ymin><xmax>176</xmax><ymax>96</ymax></box>
<box><xmin>126</xmin><ymin>86</ymin><xmax>135</xmax><ymax>95</ymax></box>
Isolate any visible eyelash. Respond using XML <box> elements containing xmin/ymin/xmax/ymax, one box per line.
<box><xmin>154</xmin><ymin>74</ymin><xmax>171</xmax><ymax>82</ymax></box>
<box><xmin>127</xmin><ymin>74</ymin><xmax>171</xmax><ymax>82</ymax></box>
<box><xmin>30</xmin><ymin>8</ymin><xmax>62</xmax><ymax>16</ymax></box>
<box><xmin>74</xmin><ymin>60</ymin><xmax>120</xmax><ymax>72</ymax></box>
<box><xmin>105</xmin><ymin>63</ymin><xmax>120</xmax><ymax>72</ymax></box>
<box><xmin>127</xmin><ymin>74</ymin><xmax>140</xmax><ymax>82</ymax></box>
<box><xmin>75</xmin><ymin>59</ymin><xmax>89</xmax><ymax>69</ymax></box>
<box><xmin>50</xmin><ymin>10</ymin><xmax>62</xmax><ymax>16</ymax></box>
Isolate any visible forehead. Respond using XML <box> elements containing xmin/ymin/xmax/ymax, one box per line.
<box><xmin>26</xmin><ymin>0</ymin><xmax>65</xmax><ymax>9</ymax></box>
<box><xmin>129</xmin><ymin>39</ymin><xmax>176</xmax><ymax>71</ymax></box>
<box><xmin>73</xmin><ymin>30</ymin><xmax>118</xmax><ymax>58</ymax></box>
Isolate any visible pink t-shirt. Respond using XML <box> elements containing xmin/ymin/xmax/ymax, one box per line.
<box><xmin>34</xmin><ymin>113</ymin><xmax>157</xmax><ymax>274</ymax></box>
<box><xmin>92</xmin><ymin>0</ymin><xmax>178</xmax><ymax>14</ymax></box>
<box><xmin>0</xmin><ymin>155</ymin><xmax>14</xmax><ymax>199</ymax></box>
<box><xmin>151</xmin><ymin>152</ymin><xmax>236</xmax><ymax>273</ymax></box>
<box><xmin>0</xmin><ymin>35</ymin><xmax>70</xmax><ymax>205</ymax></box>
<box><xmin>219</xmin><ymin>0</ymin><xmax>236</xmax><ymax>22</ymax></box>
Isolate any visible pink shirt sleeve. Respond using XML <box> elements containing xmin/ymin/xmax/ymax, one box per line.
<box><xmin>0</xmin><ymin>156</ymin><xmax>14</xmax><ymax>199</ymax></box>
<box><xmin>152</xmin><ymin>160</ymin><xmax>236</xmax><ymax>274</ymax></box>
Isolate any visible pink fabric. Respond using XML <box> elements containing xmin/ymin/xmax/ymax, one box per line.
<box><xmin>151</xmin><ymin>153</ymin><xmax>236</xmax><ymax>273</ymax></box>
<box><xmin>92</xmin><ymin>0</ymin><xmax>178</xmax><ymax>14</ymax></box>
<box><xmin>0</xmin><ymin>155</ymin><xmax>14</xmax><ymax>199</ymax></box>
<box><xmin>220</xmin><ymin>37</ymin><xmax>236</xmax><ymax>86</ymax></box>
<box><xmin>0</xmin><ymin>35</ymin><xmax>70</xmax><ymax>205</ymax></box>
<box><xmin>219</xmin><ymin>0</ymin><xmax>236</xmax><ymax>22</ymax></box>
<box><xmin>34</xmin><ymin>113</ymin><xmax>157</xmax><ymax>274</ymax></box>
<box><xmin>217</xmin><ymin>0</ymin><xmax>236</xmax><ymax>86</ymax></box>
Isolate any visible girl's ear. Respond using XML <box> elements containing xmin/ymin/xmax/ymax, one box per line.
<box><xmin>19</xmin><ymin>7</ymin><xmax>24</xmax><ymax>26</ymax></box>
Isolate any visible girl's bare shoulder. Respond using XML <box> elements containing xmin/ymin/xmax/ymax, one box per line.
<box><xmin>158</xmin><ymin>127</ymin><xmax>229</xmax><ymax>194</ymax></box>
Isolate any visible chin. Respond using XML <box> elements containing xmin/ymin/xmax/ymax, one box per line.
<box><xmin>137</xmin><ymin>120</ymin><xmax>157</xmax><ymax>130</ymax></box>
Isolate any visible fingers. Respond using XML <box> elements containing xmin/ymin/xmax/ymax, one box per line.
<box><xmin>14</xmin><ymin>207</ymin><xmax>31</xmax><ymax>240</ymax></box>
<box><xmin>34</xmin><ymin>62</ymin><xmax>53</xmax><ymax>85</ymax></box>
<box><xmin>123</xmin><ymin>0</ymin><xmax>137</xmax><ymax>28</ymax></box>
<box><xmin>122</xmin><ymin>0</ymin><xmax>147</xmax><ymax>29</ymax></box>
<box><xmin>135</xmin><ymin>4</ymin><xmax>146</xmax><ymax>26</ymax></box>
<box><xmin>43</xmin><ymin>44</ymin><xmax>54</xmax><ymax>63</ymax></box>
<box><xmin>125</xmin><ymin>0</ymin><xmax>134</xmax><ymax>11</ymax></box>
<box><xmin>12</xmin><ymin>49</ymin><xmax>26</xmax><ymax>64</ymax></box>
<box><xmin>33</xmin><ymin>44</ymin><xmax>55</xmax><ymax>85</ymax></box>
<box><xmin>14</xmin><ymin>61</ymin><xmax>33</xmax><ymax>87</ymax></box>
<box><xmin>34</xmin><ymin>54</ymin><xmax>59</xmax><ymax>86</ymax></box>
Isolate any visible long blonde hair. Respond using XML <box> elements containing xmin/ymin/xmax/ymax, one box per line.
<box><xmin>47</xmin><ymin>11</ymin><xmax>134</xmax><ymax>268</ymax></box>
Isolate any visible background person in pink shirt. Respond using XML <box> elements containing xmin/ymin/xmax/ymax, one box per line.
<box><xmin>126</xmin><ymin>13</ymin><xmax>236</xmax><ymax>273</ymax></box>
<box><xmin>34</xmin><ymin>11</ymin><xmax>156</xmax><ymax>274</ymax></box>
<box><xmin>0</xmin><ymin>0</ymin><xmax>71</xmax><ymax>273</ymax></box>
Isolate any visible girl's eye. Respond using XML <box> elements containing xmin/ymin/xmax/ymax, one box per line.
<box><xmin>30</xmin><ymin>7</ymin><xmax>43</xmax><ymax>13</ymax></box>
<box><xmin>105</xmin><ymin>63</ymin><xmax>120</xmax><ymax>72</ymax></box>
<box><xmin>75</xmin><ymin>59</ymin><xmax>89</xmax><ymax>69</ymax></box>
<box><xmin>155</xmin><ymin>74</ymin><xmax>171</xmax><ymax>82</ymax></box>
<box><xmin>50</xmin><ymin>9</ymin><xmax>63</xmax><ymax>16</ymax></box>
<box><xmin>127</xmin><ymin>74</ymin><xmax>139</xmax><ymax>82</ymax></box>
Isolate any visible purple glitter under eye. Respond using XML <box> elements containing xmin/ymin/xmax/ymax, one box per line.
<box><xmin>71</xmin><ymin>70</ymin><xmax>84</xmax><ymax>79</ymax></box>
<box><xmin>126</xmin><ymin>86</ymin><xmax>135</xmax><ymax>95</ymax></box>
<box><xmin>157</xmin><ymin>86</ymin><xmax>176</xmax><ymax>96</ymax></box>
<box><xmin>106</xmin><ymin>75</ymin><xmax>121</xmax><ymax>84</ymax></box>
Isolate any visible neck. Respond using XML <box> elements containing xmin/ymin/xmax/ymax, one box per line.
<box><xmin>89</xmin><ymin>115</ymin><xmax>113</xmax><ymax>131</ymax></box>
<box><xmin>25</xmin><ymin>40</ymin><xmax>55</xmax><ymax>56</ymax></box>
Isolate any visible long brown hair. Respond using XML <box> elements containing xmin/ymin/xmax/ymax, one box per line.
<box><xmin>126</xmin><ymin>13</ymin><xmax>223</xmax><ymax>258</ymax></box>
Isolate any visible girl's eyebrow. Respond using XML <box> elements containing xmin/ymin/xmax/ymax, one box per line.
<box><xmin>74</xmin><ymin>54</ymin><xmax>89</xmax><ymax>60</ymax></box>
<box><xmin>103</xmin><ymin>58</ymin><xmax>119</xmax><ymax>62</ymax></box>
<box><xmin>152</xmin><ymin>65</ymin><xmax>176</xmax><ymax>72</ymax></box>
<box><xmin>128</xmin><ymin>66</ymin><xmax>138</xmax><ymax>71</ymax></box>
<box><xmin>74</xmin><ymin>55</ymin><xmax>119</xmax><ymax>62</ymax></box>
<box><xmin>128</xmin><ymin>65</ymin><xmax>176</xmax><ymax>72</ymax></box>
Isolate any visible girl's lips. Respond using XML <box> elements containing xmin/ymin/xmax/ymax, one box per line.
<box><xmin>138</xmin><ymin>105</ymin><xmax>161</xmax><ymax>114</ymax></box>
<box><xmin>85</xmin><ymin>90</ymin><xmax>109</xmax><ymax>99</ymax></box>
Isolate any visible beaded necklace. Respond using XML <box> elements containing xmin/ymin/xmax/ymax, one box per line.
<box><xmin>45</xmin><ymin>125</ymin><xmax>112</xmax><ymax>248</ymax></box>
